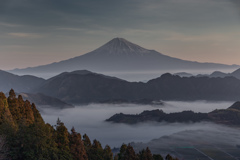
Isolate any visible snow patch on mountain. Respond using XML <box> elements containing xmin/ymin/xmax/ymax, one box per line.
<box><xmin>87</xmin><ymin>37</ymin><xmax>158</xmax><ymax>56</ymax></box>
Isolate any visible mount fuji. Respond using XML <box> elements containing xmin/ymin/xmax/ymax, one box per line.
<box><xmin>10</xmin><ymin>38</ymin><xmax>239</xmax><ymax>79</ymax></box>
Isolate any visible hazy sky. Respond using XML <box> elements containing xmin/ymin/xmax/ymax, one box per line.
<box><xmin>1</xmin><ymin>0</ymin><xmax>240</xmax><ymax>70</ymax></box>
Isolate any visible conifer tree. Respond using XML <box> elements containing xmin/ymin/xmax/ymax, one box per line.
<box><xmin>31</xmin><ymin>103</ymin><xmax>44</xmax><ymax>124</ymax></box>
<box><xmin>103</xmin><ymin>145</ymin><xmax>113</xmax><ymax>160</ymax></box>
<box><xmin>118</xmin><ymin>144</ymin><xmax>127</xmax><ymax>160</ymax></box>
<box><xmin>7</xmin><ymin>89</ymin><xmax>21</xmax><ymax>122</ymax></box>
<box><xmin>152</xmin><ymin>154</ymin><xmax>163</xmax><ymax>160</ymax></box>
<box><xmin>88</xmin><ymin>139</ymin><xmax>104</xmax><ymax>160</ymax></box>
<box><xmin>0</xmin><ymin>92</ymin><xmax>15</xmax><ymax>157</ymax></box>
<box><xmin>118</xmin><ymin>144</ymin><xmax>137</xmax><ymax>160</ymax></box>
<box><xmin>83</xmin><ymin>133</ymin><xmax>91</xmax><ymax>152</ymax></box>
<box><xmin>124</xmin><ymin>144</ymin><xmax>137</xmax><ymax>160</ymax></box>
<box><xmin>55</xmin><ymin>118</ymin><xmax>72</xmax><ymax>160</ymax></box>
<box><xmin>0</xmin><ymin>92</ymin><xmax>15</xmax><ymax>127</ymax></box>
<box><xmin>69</xmin><ymin>127</ymin><xmax>88</xmax><ymax>160</ymax></box>
<box><xmin>22</xmin><ymin>100</ymin><xmax>35</xmax><ymax>125</ymax></box>
<box><xmin>17</xmin><ymin>95</ymin><xmax>25</xmax><ymax>118</ymax></box>
<box><xmin>146</xmin><ymin>147</ymin><xmax>153</xmax><ymax>160</ymax></box>
<box><xmin>165</xmin><ymin>154</ymin><xmax>173</xmax><ymax>160</ymax></box>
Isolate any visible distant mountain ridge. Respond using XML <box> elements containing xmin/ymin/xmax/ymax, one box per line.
<box><xmin>195</xmin><ymin>68</ymin><xmax>240</xmax><ymax>79</ymax></box>
<box><xmin>0</xmin><ymin>70</ymin><xmax>73</xmax><ymax>108</ymax></box>
<box><xmin>173</xmin><ymin>68</ymin><xmax>240</xmax><ymax>80</ymax></box>
<box><xmin>2</xmin><ymin>69</ymin><xmax>240</xmax><ymax>104</ymax></box>
<box><xmin>0</xmin><ymin>70</ymin><xmax>45</xmax><ymax>93</ymax></box>
<box><xmin>9</xmin><ymin>38</ymin><xmax>239</xmax><ymax>78</ymax></box>
<box><xmin>32</xmin><ymin>70</ymin><xmax>240</xmax><ymax>104</ymax></box>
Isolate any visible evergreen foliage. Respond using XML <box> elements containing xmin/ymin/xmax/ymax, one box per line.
<box><xmin>165</xmin><ymin>154</ymin><xmax>179</xmax><ymax>160</ymax></box>
<box><xmin>103</xmin><ymin>145</ymin><xmax>113</xmax><ymax>160</ymax></box>
<box><xmin>152</xmin><ymin>154</ymin><xmax>163</xmax><ymax>160</ymax></box>
<box><xmin>138</xmin><ymin>147</ymin><xmax>153</xmax><ymax>160</ymax></box>
<box><xmin>83</xmin><ymin>133</ymin><xmax>92</xmax><ymax>152</ymax></box>
<box><xmin>69</xmin><ymin>127</ymin><xmax>88</xmax><ymax>160</ymax></box>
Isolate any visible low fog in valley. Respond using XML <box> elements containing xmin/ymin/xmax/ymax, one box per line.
<box><xmin>40</xmin><ymin>101</ymin><xmax>236</xmax><ymax>148</ymax></box>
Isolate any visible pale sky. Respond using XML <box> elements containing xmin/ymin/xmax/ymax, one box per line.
<box><xmin>0</xmin><ymin>0</ymin><xmax>240</xmax><ymax>70</ymax></box>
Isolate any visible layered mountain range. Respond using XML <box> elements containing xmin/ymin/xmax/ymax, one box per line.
<box><xmin>175</xmin><ymin>68</ymin><xmax>240</xmax><ymax>80</ymax></box>
<box><xmin>10</xmin><ymin>38</ymin><xmax>239</xmax><ymax>78</ymax></box>
<box><xmin>2</xmin><ymin>69</ymin><xmax>240</xmax><ymax>104</ymax></box>
<box><xmin>208</xmin><ymin>68</ymin><xmax>240</xmax><ymax>79</ymax></box>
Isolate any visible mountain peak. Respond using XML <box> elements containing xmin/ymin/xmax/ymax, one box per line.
<box><xmin>111</xmin><ymin>37</ymin><xmax>127</xmax><ymax>42</ymax></box>
<box><xmin>228</xmin><ymin>101</ymin><xmax>240</xmax><ymax>110</ymax></box>
<box><xmin>90</xmin><ymin>37</ymin><xmax>151</xmax><ymax>56</ymax></box>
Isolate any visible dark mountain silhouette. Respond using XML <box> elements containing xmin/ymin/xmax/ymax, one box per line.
<box><xmin>205</xmin><ymin>68</ymin><xmax>240</xmax><ymax>79</ymax></box>
<box><xmin>107</xmin><ymin>102</ymin><xmax>240</xmax><ymax>126</ymax></box>
<box><xmin>106</xmin><ymin>109</ymin><xmax>209</xmax><ymax>124</ymax></box>
<box><xmin>33</xmin><ymin>70</ymin><xmax>142</xmax><ymax>104</ymax></box>
<box><xmin>230</xmin><ymin>68</ymin><xmax>240</xmax><ymax>79</ymax></box>
<box><xmin>228</xmin><ymin>101</ymin><xmax>240</xmax><ymax>110</ymax></box>
<box><xmin>0</xmin><ymin>70</ymin><xmax>45</xmax><ymax>93</ymax></box>
<box><xmin>145</xmin><ymin>73</ymin><xmax>240</xmax><ymax>101</ymax></box>
<box><xmin>32</xmin><ymin>70</ymin><xmax>240</xmax><ymax>104</ymax></box>
<box><xmin>9</xmin><ymin>38</ymin><xmax>238</xmax><ymax>78</ymax></box>
<box><xmin>2</xmin><ymin>69</ymin><xmax>240</xmax><ymax>104</ymax></box>
<box><xmin>209</xmin><ymin>71</ymin><xmax>227</xmax><ymax>78</ymax></box>
<box><xmin>0</xmin><ymin>71</ymin><xmax>73</xmax><ymax>108</ymax></box>
<box><xmin>209</xmin><ymin>101</ymin><xmax>240</xmax><ymax>125</ymax></box>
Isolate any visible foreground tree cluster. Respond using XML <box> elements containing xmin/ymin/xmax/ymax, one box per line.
<box><xmin>0</xmin><ymin>89</ymin><xmax>177</xmax><ymax>160</ymax></box>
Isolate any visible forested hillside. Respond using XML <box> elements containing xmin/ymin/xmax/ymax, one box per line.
<box><xmin>0</xmin><ymin>89</ymin><xmax>177</xmax><ymax>160</ymax></box>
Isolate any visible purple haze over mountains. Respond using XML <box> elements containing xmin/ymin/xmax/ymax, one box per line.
<box><xmin>10</xmin><ymin>38</ymin><xmax>239</xmax><ymax>80</ymax></box>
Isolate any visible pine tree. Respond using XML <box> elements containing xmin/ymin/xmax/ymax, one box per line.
<box><xmin>55</xmin><ymin>118</ymin><xmax>72</xmax><ymax>160</ymax></box>
<box><xmin>83</xmin><ymin>134</ymin><xmax>91</xmax><ymax>152</ymax></box>
<box><xmin>21</xmin><ymin>100</ymin><xmax>35</xmax><ymax>125</ymax></box>
<box><xmin>124</xmin><ymin>144</ymin><xmax>137</xmax><ymax>160</ymax></box>
<box><xmin>7</xmin><ymin>89</ymin><xmax>21</xmax><ymax>123</ymax></box>
<box><xmin>103</xmin><ymin>145</ymin><xmax>113</xmax><ymax>160</ymax></box>
<box><xmin>31</xmin><ymin>103</ymin><xmax>44</xmax><ymax>124</ymax></box>
<box><xmin>152</xmin><ymin>154</ymin><xmax>163</xmax><ymax>160</ymax></box>
<box><xmin>69</xmin><ymin>127</ymin><xmax>88</xmax><ymax>160</ymax></box>
<box><xmin>0</xmin><ymin>92</ymin><xmax>15</xmax><ymax>158</ymax></box>
<box><xmin>17</xmin><ymin>95</ymin><xmax>25</xmax><ymax>119</ymax></box>
<box><xmin>145</xmin><ymin>147</ymin><xmax>153</xmax><ymax>160</ymax></box>
<box><xmin>165</xmin><ymin>154</ymin><xmax>173</xmax><ymax>160</ymax></box>
<box><xmin>118</xmin><ymin>144</ymin><xmax>127</xmax><ymax>160</ymax></box>
<box><xmin>0</xmin><ymin>92</ymin><xmax>15</xmax><ymax>127</ymax></box>
<box><xmin>88</xmin><ymin>139</ymin><xmax>104</xmax><ymax>160</ymax></box>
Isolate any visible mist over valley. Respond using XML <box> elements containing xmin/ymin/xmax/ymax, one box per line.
<box><xmin>40</xmin><ymin>101</ymin><xmax>235</xmax><ymax>147</ymax></box>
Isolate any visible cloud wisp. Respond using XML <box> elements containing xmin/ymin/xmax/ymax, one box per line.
<box><xmin>7</xmin><ymin>32</ymin><xmax>44</xmax><ymax>38</ymax></box>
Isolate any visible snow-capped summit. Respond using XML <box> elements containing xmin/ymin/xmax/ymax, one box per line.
<box><xmin>88</xmin><ymin>37</ymin><xmax>153</xmax><ymax>56</ymax></box>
